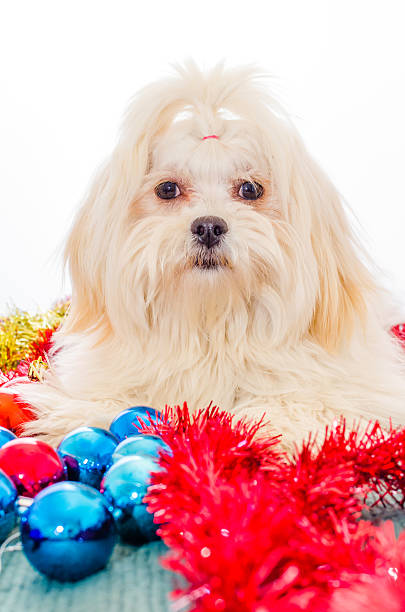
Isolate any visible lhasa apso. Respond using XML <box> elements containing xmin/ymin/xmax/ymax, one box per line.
<box><xmin>12</xmin><ymin>61</ymin><xmax>405</xmax><ymax>450</ymax></box>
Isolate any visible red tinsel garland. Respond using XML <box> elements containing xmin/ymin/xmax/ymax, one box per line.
<box><xmin>141</xmin><ymin>405</ymin><xmax>405</xmax><ymax>611</ymax></box>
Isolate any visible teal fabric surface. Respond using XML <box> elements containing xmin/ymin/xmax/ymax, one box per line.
<box><xmin>0</xmin><ymin>540</ymin><xmax>174</xmax><ymax>612</ymax></box>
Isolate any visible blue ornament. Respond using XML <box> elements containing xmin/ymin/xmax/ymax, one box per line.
<box><xmin>112</xmin><ymin>434</ymin><xmax>172</xmax><ymax>463</ymax></box>
<box><xmin>57</xmin><ymin>427</ymin><xmax>119</xmax><ymax>489</ymax></box>
<box><xmin>109</xmin><ymin>406</ymin><xmax>160</xmax><ymax>441</ymax></box>
<box><xmin>0</xmin><ymin>426</ymin><xmax>16</xmax><ymax>449</ymax></box>
<box><xmin>20</xmin><ymin>482</ymin><xmax>117</xmax><ymax>581</ymax></box>
<box><xmin>0</xmin><ymin>468</ymin><xmax>18</xmax><ymax>543</ymax></box>
<box><xmin>100</xmin><ymin>455</ymin><xmax>163</xmax><ymax>544</ymax></box>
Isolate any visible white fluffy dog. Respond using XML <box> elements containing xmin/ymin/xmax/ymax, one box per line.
<box><xmin>13</xmin><ymin>61</ymin><xmax>405</xmax><ymax>450</ymax></box>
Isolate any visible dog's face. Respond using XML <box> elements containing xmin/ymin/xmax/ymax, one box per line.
<box><xmin>63</xmin><ymin>63</ymin><xmax>373</xmax><ymax>352</ymax></box>
<box><xmin>137</xmin><ymin>119</ymin><xmax>275</xmax><ymax>279</ymax></box>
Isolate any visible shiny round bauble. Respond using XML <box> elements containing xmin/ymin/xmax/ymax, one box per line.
<box><xmin>0</xmin><ymin>438</ymin><xmax>65</xmax><ymax>497</ymax></box>
<box><xmin>20</xmin><ymin>482</ymin><xmax>117</xmax><ymax>581</ymax></box>
<box><xmin>0</xmin><ymin>469</ymin><xmax>18</xmax><ymax>543</ymax></box>
<box><xmin>112</xmin><ymin>434</ymin><xmax>172</xmax><ymax>463</ymax></box>
<box><xmin>109</xmin><ymin>407</ymin><xmax>160</xmax><ymax>442</ymax></box>
<box><xmin>0</xmin><ymin>426</ymin><xmax>16</xmax><ymax>449</ymax></box>
<box><xmin>100</xmin><ymin>455</ymin><xmax>163</xmax><ymax>544</ymax></box>
<box><xmin>0</xmin><ymin>391</ymin><xmax>34</xmax><ymax>432</ymax></box>
<box><xmin>57</xmin><ymin>427</ymin><xmax>119</xmax><ymax>489</ymax></box>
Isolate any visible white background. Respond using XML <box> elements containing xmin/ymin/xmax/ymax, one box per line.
<box><xmin>1</xmin><ymin>1</ymin><xmax>404</xmax><ymax>315</ymax></box>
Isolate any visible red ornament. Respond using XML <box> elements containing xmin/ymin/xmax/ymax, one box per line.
<box><xmin>0</xmin><ymin>438</ymin><xmax>66</xmax><ymax>497</ymax></box>
<box><xmin>0</xmin><ymin>392</ymin><xmax>34</xmax><ymax>434</ymax></box>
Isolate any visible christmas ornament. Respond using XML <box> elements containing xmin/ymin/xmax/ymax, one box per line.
<box><xmin>112</xmin><ymin>434</ymin><xmax>172</xmax><ymax>463</ymax></box>
<box><xmin>0</xmin><ymin>392</ymin><xmax>33</xmax><ymax>433</ymax></box>
<box><xmin>0</xmin><ymin>468</ymin><xmax>18</xmax><ymax>543</ymax></box>
<box><xmin>0</xmin><ymin>438</ymin><xmax>65</xmax><ymax>497</ymax></box>
<box><xmin>0</xmin><ymin>425</ymin><xmax>16</xmax><ymax>448</ymax></box>
<box><xmin>109</xmin><ymin>406</ymin><xmax>160</xmax><ymax>441</ymax></box>
<box><xmin>57</xmin><ymin>426</ymin><xmax>119</xmax><ymax>488</ymax></box>
<box><xmin>100</xmin><ymin>455</ymin><xmax>163</xmax><ymax>544</ymax></box>
<box><xmin>20</xmin><ymin>481</ymin><xmax>117</xmax><ymax>581</ymax></box>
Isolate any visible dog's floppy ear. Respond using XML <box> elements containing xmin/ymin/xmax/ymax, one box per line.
<box><xmin>288</xmin><ymin>140</ymin><xmax>375</xmax><ymax>352</ymax></box>
<box><xmin>59</xmin><ymin>162</ymin><xmax>112</xmax><ymax>338</ymax></box>
<box><xmin>309</xmin><ymin>206</ymin><xmax>373</xmax><ymax>352</ymax></box>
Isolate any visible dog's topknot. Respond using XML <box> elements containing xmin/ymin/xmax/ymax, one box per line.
<box><xmin>120</xmin><ymin>60</ymin><xmax>288</xmax><ymax>147</ymax></box>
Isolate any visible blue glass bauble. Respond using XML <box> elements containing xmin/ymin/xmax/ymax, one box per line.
<box><xmin>109</xmin><ymin>406</ymin><xmax>160</xmax><ymax>442</ymax></box>
<box><xmin>20</xmin><ymin>482</ymin><xmax>117</xmax><ymax>581</ymax></box>
<box><xmin>0</xmin><ymin>426</ymin><xmax>16</xmax><ymax>449</ymax></box>
<box><xmin>0</xmin><ymin>468</ymin><xmax>18</xmax><ymax>543</ymax></box>
<box><xmin>112</xmin><ymin>434</ymin><xmax>172</xmax><ymax>463</ymax></box>
<box><xmin>57</xmin><ymin>427</ymin><xmax>119</xmax><ymax>489</ymax></box>
<box><xmin>100</xmin><ymin>455</ymin><xmax>163</xmax><ymax>544</ymax></box>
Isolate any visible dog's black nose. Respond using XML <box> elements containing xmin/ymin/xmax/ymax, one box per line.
<box><xmin>191</xmin><ymin>216</ymin><xmax>228</xmax><ymax>249</ymax></box>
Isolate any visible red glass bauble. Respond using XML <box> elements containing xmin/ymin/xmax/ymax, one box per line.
<box><xmin>0</xmin><ymin>392</ymin><xmax>34</xmax><ymax>434</ymax></box>
<box><xmin>0</xmin><ymin>438</ymin><xmax>66</xmax><ymax>497</ymax></box>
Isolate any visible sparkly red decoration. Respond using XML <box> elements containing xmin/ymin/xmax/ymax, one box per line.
<box><xmin>141</xmin><ymin>404</ymin><xmax>405</xmax><ymax>611</ymax></box>
<box><xmin>0</xmin><ymin>438</ymin><xmax>66</xmax><ymax>497</ymax></box>
<box><xmin>26</xmin><ymin>327</ymin><xmax>55</xmax><ymax>361</ymax></box>
<box><xmin>392</xmin><ymin>323</ymin><xmax>405</xmax><ymax>348</ymax></box>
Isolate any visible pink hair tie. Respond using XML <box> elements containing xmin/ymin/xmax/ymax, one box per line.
<box><xmin>202</xmin><ymin>134</ymin><xmax>219</xmax><ymax>140</ymax></box>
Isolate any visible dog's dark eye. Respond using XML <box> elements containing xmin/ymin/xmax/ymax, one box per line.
<box><xmin>238</xmin><ymin>181</ymin><xmax>263</xmax><ymax>200</ymax></box>
<box><xmin>155</xmin><ymin>181</ymin><xmax>181</xmax><ymax>200</ymax></box>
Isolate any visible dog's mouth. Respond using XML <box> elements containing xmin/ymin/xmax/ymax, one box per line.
<box><xmin>191</xmin><ymin>250</ymin><xmax>231</xmax><ymax>271</ymax></box>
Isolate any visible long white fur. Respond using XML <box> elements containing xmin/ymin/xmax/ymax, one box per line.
<box><xmin>11</xmin><ymin>61</ymin><xmax>405</xmax><ymax>451</ymax></box>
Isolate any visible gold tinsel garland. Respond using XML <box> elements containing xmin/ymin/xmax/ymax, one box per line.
<box><xmin>0</xmin><ymin>298</ymin><xmax>70</xmax><ymax>374</ymax></box>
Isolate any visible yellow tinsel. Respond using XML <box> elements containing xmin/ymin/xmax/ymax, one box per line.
<box><xmin>0</xmin><ymin>299</ymin><xmax>70</xmax><ymax>372</ymax></box>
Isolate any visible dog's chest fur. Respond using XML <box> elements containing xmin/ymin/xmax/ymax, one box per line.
<box><xmin>15</xmin><ymin>297</ymin><xmax>405</xmax><ymax>449</ymax></box>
